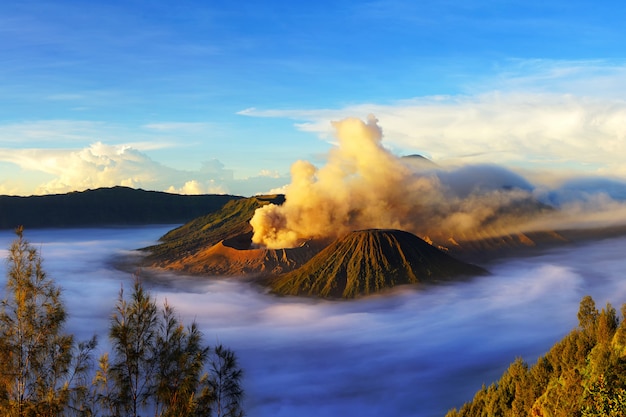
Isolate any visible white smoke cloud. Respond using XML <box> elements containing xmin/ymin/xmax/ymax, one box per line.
<box><xmin>250</xmin><ymin>115</ymin><xmax>626</xmax><ymax>249</ymax></box>
<box><xmin>250</xmin><ymin>116</ymin><xmax>544</xmax><ymax>249</ymax></box>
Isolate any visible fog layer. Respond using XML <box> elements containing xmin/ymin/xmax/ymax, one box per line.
<box><xmin>1</xmin><ymin>227</ymin><xmax>625</xmax><ymax>416</ymax></box>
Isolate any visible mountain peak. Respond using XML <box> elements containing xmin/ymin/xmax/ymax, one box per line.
<box><xmin>270</xmin><ymin>229</ymin><xmax>487</xmax><ymax>298</ymax></box>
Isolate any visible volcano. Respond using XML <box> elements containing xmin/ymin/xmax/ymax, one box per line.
<box><xmin>269</xmin><ymin>229</ymin><xmax>487</xmax><ymax>299</ymax></box>
<box><xmin>161</xmin><ymin>233</ymin><xmax>324</xmax><ymax>276</ymax></box>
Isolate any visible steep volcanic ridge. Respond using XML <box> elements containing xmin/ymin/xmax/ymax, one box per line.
<box><xmin>145</xmin><ymin>195</ymin><xmax>285</xmax><ymax>266</ymax></box>
<box><xmin>144</xmin><ymin>195</ymin><xmax>328</xmax><ymax>276</ymax></box>
<box><xmin>164</xmin><ymin>235</ymin><xmax>325</xmax><ymax>276</ymax></box>
<box><xmin>269</xmin><ymin>229</ymin><xmax>488</xmax><ymax>299</ymax></box>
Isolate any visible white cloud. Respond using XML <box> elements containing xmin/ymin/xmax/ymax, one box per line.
<box><xmin>241</xmin><ymin>94</ymin><xmax>626</xmax><ymax>177</ymax></box>
<box><xmin>240</xmin><ymin>61</ymin><xmax>626</xmax><ymax>178</ymax></box>
<box><xmin>264</xmin><ymin>184</ymin><xmax>289</xmax><ymax>195</ymax></box>
<box><xmin>166</xmin><ymin>180</ymin><xmax>227</xmax><ymax>195</ymax></box>
<box><xmin>472</xmin><ymin>59</ymin><xmax>626</xmax><ymax>98</ymax></box>
<box><xmin>0</xmin><ymin>142</ymin><xmax>287</xmax><ymax>196</ymax></box>
<box><xmin>45</xmin><ymin>93</ymin><xmax>85</xmax><ymax>101</ymax></box>
<box><xmin>257</xmin><ymin>169</ymin><xmax>281</xmax><ymax>178</ymax></box>
<box><xmin>0</xmin><ymin>120</ymin><xmax>108</xmax><ymax>145</ymax></box>
<box><xmin>0</xmin><ymin>120</ymin><xmax>194</xmax><ymax>151</ymax></box>
<box><xmin>0</xmin><ymin>142</ymin><xmax>179</xmax><ymax>194</ymax></box>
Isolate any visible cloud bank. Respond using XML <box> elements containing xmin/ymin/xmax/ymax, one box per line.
<box><xmin>3</xmin><ymin>227</ymin><xmax>626</xmax><ymax>417</ymax></box>
<box><xmin>0</xmin><ymin>142</ymin><xmax>287</xmax><ymax>196</ymax></box>
<box><xmin>250</xmin><ymin>115</ymin><xmax>626</xmax><ymax>249</ymax></box>
<box><xmin>242</xmin><ymin>91</ymin><xmax>626</xmax><ymax>176</ymax></box>
<box><xmin>250</xmin><ymin>116</ymin><xmax>546</xmax><ymax>249</ymax></box>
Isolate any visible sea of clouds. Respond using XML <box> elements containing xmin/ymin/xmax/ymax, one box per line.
<box><xmin>1</xmin><ymin>226</ymin><xmax>626</xmax><ymax>416</ymax></box>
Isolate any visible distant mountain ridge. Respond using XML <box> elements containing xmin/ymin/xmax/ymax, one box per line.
<box><xmin>0</xmin><ymin>186</ymin><xmax>242</xmax><ymax>229</ymax></box>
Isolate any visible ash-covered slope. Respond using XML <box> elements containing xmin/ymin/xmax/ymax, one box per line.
<box><xmin>270</xmin><ymin>229</ymin><xmax>487</xmax><ymax>299</ymax></box>
<box><xmin>143</xmin><ymin>194</ymin><xmax>327</xmax><ymax>276</ymax></box>
<box><xmin>164</xmin><ymin>236</ymin><xmax>324</xmax><ymax>276</ymax></box>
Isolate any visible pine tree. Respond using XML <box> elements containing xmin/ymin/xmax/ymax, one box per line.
<box><xmin>209</xmin><ymin>344</ymin><xmax>244</xmax><ymax>417</ymax></box>
<box><xmin>92</xmin><ymin>353</ymin><xmax>117</xmax><ymax>417</ymax></box>
<box><xmin>0</xmin><ymin>227</ymin><xmax>96</xmax><ymax>417</ymax></box>
<box><xmin>582</xmin><ymin>373</ymin><xmax>626</xmax><ymax>417</ymax></box>
<box><xmin>107</xmin><ymin>278</ymin><xmax>159</xmax><ymax>417</ymax></box>
<box><xmin>102</xmin><ymin>278</ymin><xmax>237</xmax><ymax>417</ymax></box>
<box><xmin>153</xmin><ymin>301</ymin><xmax>213</xmax><ymax>417</ymax></box>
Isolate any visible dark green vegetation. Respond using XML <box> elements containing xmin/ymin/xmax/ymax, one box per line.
<box><xmin>145</xmin><ymin>194</ymin><xmax>284</xmax><ymax>266</ymax></box>
<box><xmin>446</xmin><ymin>296</ymin><xmax>626</xmax><ymax>417</ymax></box>
<box><xmin>0</xmin><ymin>186</ymin><xmax>241</xmax><ymax>229</ymax></box>
<box><xmin>0</xmin><ymin>229</ymin><xmax>244</xmax><ymax>417</ymax></box>
<box><xmin>270</xmin><ymin>229</ymin><xmax>487</xmax><ymax>299</ymax></box>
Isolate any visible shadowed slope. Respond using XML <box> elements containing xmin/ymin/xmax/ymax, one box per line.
<box><xmin>144</xmin><ymin>195</ymin><xmax>287</xmax><ymax>267</ymax></box>
<box><xmin>163</xmin><ymin>238</ymin><xmax>324</xmax><ymax>276</ymax></box>
<box><xmin>144</xmin><ymin>194</ymin><xmax>326</xmax><ymax>276</ymax></box>
<box><xmin>270</xmin><ymin>229</ymin><xmax>487</xmax><ymax>299</ymax></box>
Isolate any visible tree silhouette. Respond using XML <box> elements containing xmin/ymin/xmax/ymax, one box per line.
<box><xmin>153</xmin><ymin>301</ymin><xmax>213</xmax><ymax>416</ymax></box>
<box><xmin>100</xmin><ymin>278</ymin><xmax>235</xmax><ymax>417</ymax></box>
<box><xmin>209</xmin><ymin>344</ymin><xmax>244</xmax><ymax>417</ymax></box>
<box><xmin>107</xmin><ymin>278</ymin><xmax>159</xmax><ymax>417</ymax></box>
<box><xmin>0</xmin><ymin>227</ymin><xmax>96</xmax><ymax>416</ymax></box>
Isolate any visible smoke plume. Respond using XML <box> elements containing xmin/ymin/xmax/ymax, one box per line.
<box><xmin>250</xmin><ymin>115</ymin><xmax>541</xmax><ymax>249</ymax></box>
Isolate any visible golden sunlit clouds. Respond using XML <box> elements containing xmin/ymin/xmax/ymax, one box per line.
<box><xmin>251</xmin><ymin>116</ymin><xmax>532</xmax><ymax>248</ymax></box>
<box><xmin>250</xmin><ymin>115</ymin><xmax>626</xmax><ymax>250</ymax></box>
<box><xmin>166</xmin><ymin>180</ymin><xmax>227</xmax><ymax>195</ymax></box>
<box><xmin>21</xmin><ymin>143</ymin><xmax>173</xmax><ymax>194</ymax></box>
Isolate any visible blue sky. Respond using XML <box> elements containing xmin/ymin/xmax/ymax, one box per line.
<box><xmin>2</xmin><ymin>0</ymin><xmax>626</xmax><ymax>196</ymax></box>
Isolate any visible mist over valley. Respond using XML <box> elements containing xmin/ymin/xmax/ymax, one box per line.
<box><xmin>2</xmin><ymin>226</ymin><xmax>626</xmax><ymax>416</ymax></box>
<box><xmin>3</xmin><ymin>117</ymin><xmax>626</xmax><ymax>415</ymax></box>
<box><xmin>140</xmin><ymin>116</ymin><xmax>626</xmax><ymax>302</ymax></box>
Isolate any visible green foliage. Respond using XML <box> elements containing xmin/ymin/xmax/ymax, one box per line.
<box><xmin>0</xmin><ymin>226</ymin><xmax>97</xmax><ymax>416</ymax></box>
<box><xmin>100</xmin><ymin>278</ymin><xmax>244</xmax><ymax>417</ymax></box>
<box><xmin>448</xmin><ymin>295</ymin><xmax>626</xmax><ymax>417</ymax></box>
<box><xmin>107</xmin><ymin>279</ymin><xmax>159</xmax><ymax>417</ymax></box>
<box><xmin>92</xmin><ymin>353</ymin><xmax>116</xmax><ymax>417</ymax></box>
<box><xmin>0</xmin><ymin>229</ymin><xmax>246</xmax><ymax>417</ymax></box>
<box><xmin>209</xmin><ymin>345</ymin><xmax>245</xmax><ymax>417</ymax></box>
<box><xmin>582</xmin><ymin>374</ymin><xmax>626</xmax><ymax>417</ymax></box>
<box><xmin>578</xmin><ymin>295</ymin><xmax>599</xmax><ymax>335</ymax></box>
<box><xmin>153</xmin><ymin>302</ymin><xmax>213</xmax><ymax>417</ymax></box>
